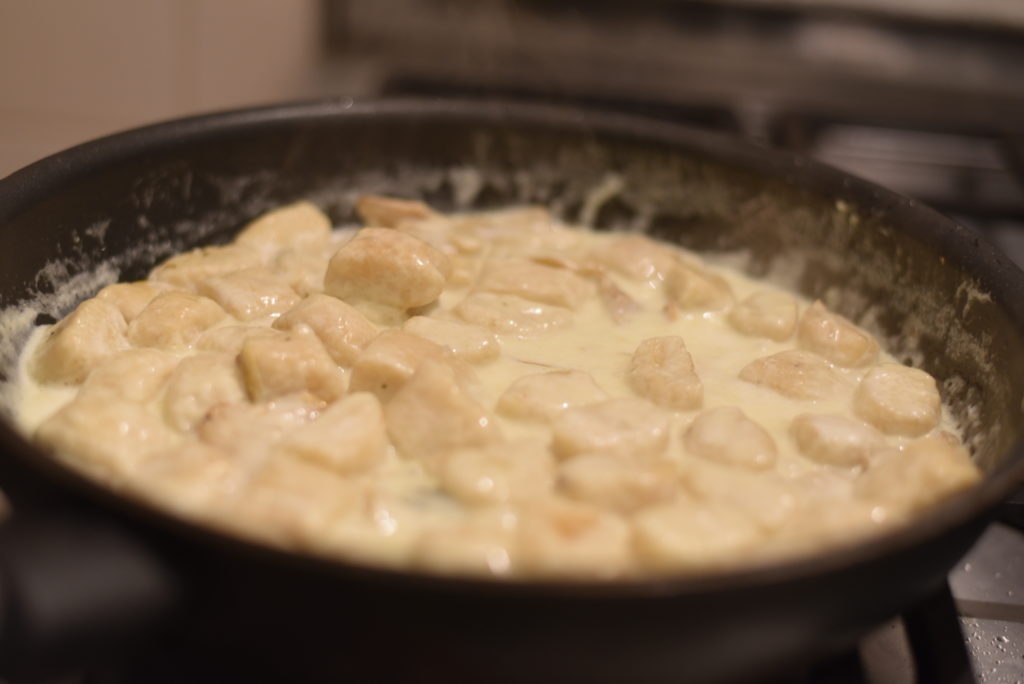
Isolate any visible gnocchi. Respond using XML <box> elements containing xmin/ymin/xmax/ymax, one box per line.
<box><xmin>16</xmin><ymin>197</ymin><xmax>979</xmax><ymax>580</ymax></box>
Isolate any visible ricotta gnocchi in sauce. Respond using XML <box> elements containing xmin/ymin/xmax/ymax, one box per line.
<box><xmin>14</xmin><ymin>197</ymin><xmax>982</xmax><ymax>578</ymax></box>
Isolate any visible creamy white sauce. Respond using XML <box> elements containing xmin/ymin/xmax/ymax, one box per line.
<box><xmin>9</xmin><ymin>200</ymin><xmax>979</xmax><ymax>579</ymax></box>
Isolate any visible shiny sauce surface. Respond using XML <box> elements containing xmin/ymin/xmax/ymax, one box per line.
<box><xmin>14</xmin><ymin>197</ymin><xmax>981</xmax><ymax>578</ymax></box>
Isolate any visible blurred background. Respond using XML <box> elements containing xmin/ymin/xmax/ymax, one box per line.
<box><xmin>2</xmin><ymin>0</ymin><xmax>1024</xmax><ymax>261</ymax></box>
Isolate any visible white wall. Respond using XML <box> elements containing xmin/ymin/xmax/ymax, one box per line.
<box><xmin>0</xmin><ymin>0</ymin><xmax>322</xmax><ymax>176</ymax></box>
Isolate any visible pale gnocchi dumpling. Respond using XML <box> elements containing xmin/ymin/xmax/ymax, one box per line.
<box><xmin>664</xmin><ymin>261</ymin><xmax>733</xmax><ymax>313</ymax></box>
<box><xmin>274</xmin><ymin>293</ymin><xmax>378</xmax><ymax>367</ymax></box>
<box><xmin>551</xmin><ymin>398</ymin><xmax>670</xmax><ymax>459</ymax></box>
<box><xmin>728</xmin><ymin>291</ymin><xmax>798</xmax><ymax>342</ymax></box>
<box><xmin>129</xmin><ymin>443</ymin><xmax>238</xmax><ymax>516</ymax></box>
<box><xmin>628</xmin><ymin>336</ymin><xmax>702</xmax><ymax>411</ymax></box>
<box><xmin>233</xmin><ymin>201</ymin><xmax>332</xmax><ymax>259</ymax></box>
<box><xmin>127</xmin><ymin>291</ymin><xmax>226</xmax><ymax>350</ymax></box>
<box><xmin>633</xmin><ymin>499</ymin><xmax>761</xmax><ymax>571</ymax></box>
<box><xmin>587</xmin><ymin>234</ymin><xmax>679</xmax><ymax>282</ymax></box>
<box><xmin>402</xmin><ymin>316</ymin><xmax>500</xmax><ymax>363</ymax></box>
<box><xmin>227</xmin><ymin>455</ymin><xmax>363</xmax><ymax>547</ymax></box>
<box><xmin>454</xmin><ymin>291</ymin><xmax>572</xmax><ymax>337</ymax></box>
<box><xmin>356</xmin><ymin>194</ymin><xmax>437</xmax><ymax>228</ymax></box>
<box><xmin>738</xmin><ymin>349</ymin><xmax>845</xmax><ymax>400</ymax></box>
<box><xmin>497</xmin><ymin>370</ymin><xmax>608</xmax><ymax>422</ymax></box>
<box><xmin>348</xmin><ymin>330</ymin><xmax>451</xmax><ymax>401</ymax></box>
<box><xmin>31</xmin><ymin>299</ymin><xmax>129</xmax><ymax>384</ymax></box>
<box><xmin>275</xmin><ymin>392</ymin><xmax>387</xmax><ymax>475</ymax></box>
<box><xmin>683</xmin><ymin>406</ymin><xmax>777</xmax><ymax>470</ymax></box>
<box><xmin>196</xmin><ymin>267</ymin><xmax>299</xmax><ymax>321</ymax></box>
<box><xmin>149</xmin><ymin>244</ymin><xmax>262</xmax><ymax>290</ymax></box>
<box><xmin>384</xmin><ymin>359</ymin><xmax>502</xmax><ymax>464</ymax></box>
<box><xmin>475</xmin><ymin>258</ymin><xmax>595</xmax><ymax>309</ymax></box>
<box><xmin>516</xmin><ymin>498</ymin><xmax>632</xmax><ymax>578</ymax></box>
<box><xmin>79</xmin><ymin>348</ymin><xmax>178</xmax><ymax>403</ymax></box>
<box><xmin>855</xmin><ymin>435</ymin><xmax>981</xmax><ymax>513</ymax></box>
<box><xmin>789</xmin><ymin>413</ymin><xmax>887</xmax><ymax>467</ymax></box>
<box><xmin>797</xmin><ymin>301</ymin><xmax>879</xmax><ymax>368</ymax></box>
<box><xmin>412</xmin><ymin>518</ymin><xmax>517</xmax><ymax>577</ymax></box>
<box><xmin>36</xmin><ymin>398</ymin><xmax>177</xmax><ymax>480</ymax></box>
<box><xmin>324</xmin><ymin>227</ymin><xmax>451</xmax><ymax>315</ymax></box>
<box><xmin>198</xmin><ymin>392</ymin><xmax>325</xmax><ymax>458</ymax></box>
<box><xmin>558</xmin><ymin>453</ymin><xmax>678</xmax><ymax>513</ymax></box>
<box><xmin>96</xmin><ymin>281</ymin><xmax>173</xmax><ymax>322</ymax></box>
<box><xmin>238</xmin><ymin>326</ymin><xmax>345</xmax><ymax>403</ymax></box>
<box><xmin>162</xmin><ymin>352</ymin><xmax>247</xmax><ymax>432</ymax></box>
<box><xmin>440</xmin><ymin>439</ymin><xmax>555</xmax><ymax>505</ymax></box>
<box><xmin>853</xmin><ymin>363</ymin><xmax>941</xmax><ymax>437</ymax></box>
<box><xmin>17</xmin><ymin>195</ymin><xmax>980</xmax><ymax>581</ymax></box>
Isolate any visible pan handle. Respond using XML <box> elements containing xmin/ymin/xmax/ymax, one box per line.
<box><xmin>0</xmin><ymin>511</ymin><xmax>181</xmax><ymax>682</ymax></box>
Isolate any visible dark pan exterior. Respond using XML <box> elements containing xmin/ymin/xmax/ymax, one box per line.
<box><xmin>0</xmin><ymin>99</ymin><xmax>1022</xmax><ymax>683</ymax></box>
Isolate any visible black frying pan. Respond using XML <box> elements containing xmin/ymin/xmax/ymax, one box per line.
<box><xmin>0</xmin><ymin>99</ymin><xmax>1022</xmax><ymax>684</ymax></box>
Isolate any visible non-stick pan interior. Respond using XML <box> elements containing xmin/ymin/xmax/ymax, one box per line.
<box><xmin>1</xmin><ymin>98</ymin><xmax>1022</xmax><ymax>478</ymax></box>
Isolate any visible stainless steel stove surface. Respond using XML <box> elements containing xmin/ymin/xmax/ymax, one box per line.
<box><xmin>854</xmin><ymin>523</ymin><xmax>1024</xmax><ymax>684</ymax></box>
<box><xmin>953</xmin><ymin>524</ymin><xmax>1024</xmax><ymax>684</ymax></box>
